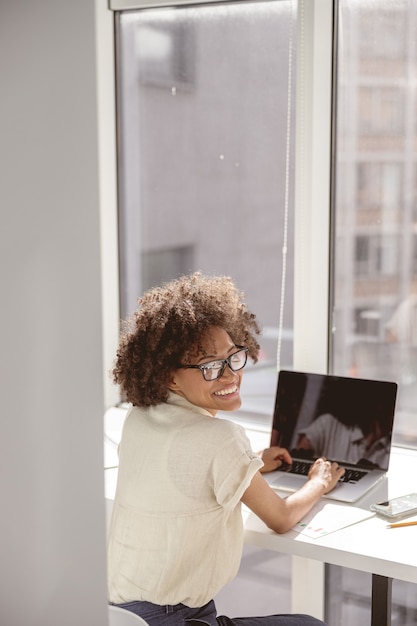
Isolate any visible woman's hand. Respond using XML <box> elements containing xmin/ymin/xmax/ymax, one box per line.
<box><xmin>242</xmin><ymin>457</ymin><xmax>345</xmax><ymax>534</ymax></box>
<box><xmin>307</xmin><ymin>457</ymin><xmax>345</xmax><ymax>493</ymax></box>
<box><xmin>258</xmin><ymin>446</ymin><xmax>293</xmax><ymax>473</ymax></box>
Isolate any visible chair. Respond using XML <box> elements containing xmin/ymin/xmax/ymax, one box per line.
<box><xmin>108</xmin><ymin>604</ymin><xmax>150</xmax><ymax>625</ymax></box>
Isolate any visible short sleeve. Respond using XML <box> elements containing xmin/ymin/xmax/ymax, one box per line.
<box><xmin>212</xmin><ymin>422</ymin><xmax>263</xmax><ymax>510</ymax></box>
<box><xmin>299</xmin><ymin>413</ymin><xmax>331</xmax><ymax>453</ymax></box>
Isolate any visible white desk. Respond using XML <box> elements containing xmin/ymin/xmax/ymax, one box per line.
<box><xmin>244</xmin><ymin>447</ymin><xmax>417</xmax><ymax>626</ymax></box>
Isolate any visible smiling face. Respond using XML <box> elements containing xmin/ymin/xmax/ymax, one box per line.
<box><xmin>168</xmin><ymin>326</ymin><xmax>245</xmax><ymax>416</ymax></box>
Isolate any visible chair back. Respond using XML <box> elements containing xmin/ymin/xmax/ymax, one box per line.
<box><xmin>108</xmin><ymin>604</ymin><xmax>150</xmax><ymax>625</ymax></box>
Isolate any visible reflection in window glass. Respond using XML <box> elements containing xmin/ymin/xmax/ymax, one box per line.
<box><xmin>116</xmin><ymin>1</ymin><xmax>297</xmax><ymax>425</ymax></box>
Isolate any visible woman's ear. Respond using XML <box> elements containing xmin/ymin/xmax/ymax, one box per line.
<box><xmin>167</xmin><ymin>375</ymin><xmax>179</xmax><ymax>391</ymax></box>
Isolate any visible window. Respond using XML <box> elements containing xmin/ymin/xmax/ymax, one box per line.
<box><xmin>329</xmin><ymin>1</ymin><xmax>417</xmax><ymax>621</ymax></box>
<box><xmin>354</xmin><ymin>234</ymin><xmax>398</xmax><ymax>278</ymax></box>
<box><xmin>332</xmin><ymin>0</ymin><xmax>417</xmax><ymax>449</ymax></box>
<box><xmin>356</xmin><ymin>162</ymin><xmax>402</xmax><ymax>212</ymax></box>
<box><xmin>115</xmin><ymin>0</ymin><xmax>297</xmax><ymax>426</ymax></box>
<box><xmin>354</xmin><ymin>307</ymin><xmax>380</xmax><ymax>337</ymax></box>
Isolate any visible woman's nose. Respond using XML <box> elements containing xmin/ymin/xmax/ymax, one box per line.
<box><xmin>219</xmin><ymin>362</ymin><xmax>236</xmax><ymax>380</ymax></box>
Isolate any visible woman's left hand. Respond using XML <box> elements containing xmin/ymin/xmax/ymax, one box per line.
<box><xmin>258</xmin><ymin>447</ymin><xmax>292</xmax><ymax>473</ymax></box>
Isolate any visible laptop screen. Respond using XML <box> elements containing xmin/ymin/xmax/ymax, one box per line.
<box><xmin>270</xmin><ymin>371</ymin><xmax>398</xmax><ymax>471</ymax></box>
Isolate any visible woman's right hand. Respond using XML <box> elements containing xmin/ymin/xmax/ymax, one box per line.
<box><xmin>308</xmin><ymin>457</ymin><xmax>345</xmax><ymax>494</ymax></box>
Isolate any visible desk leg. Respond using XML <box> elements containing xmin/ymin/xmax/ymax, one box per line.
<box><xmin>371</xmin><ymin>574</ymin><xmax>392</xmax><ymax>626</ymax></box>
<box><xmin>291</xmin><ymin>556</ymin><xmax>325</xmax><ymax>620</ymax></box>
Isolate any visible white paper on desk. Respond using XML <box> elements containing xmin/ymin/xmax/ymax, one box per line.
<box><xmin>293</xmin><ymin>503</ymin><xmax>375</xmax><ymax>539</ymax></box>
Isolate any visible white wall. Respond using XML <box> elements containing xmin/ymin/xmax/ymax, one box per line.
<box><xmin>0</xmin><ymin>1</ymin><xmax>109</xmax><ymax>624</ymax></box>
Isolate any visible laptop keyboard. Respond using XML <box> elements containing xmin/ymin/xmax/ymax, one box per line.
<box><xmin>279</xmin><ymin>460</ymin><xmax>368</xmax><ymax>483</ymax></box>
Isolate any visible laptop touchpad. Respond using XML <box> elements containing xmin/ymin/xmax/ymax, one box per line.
<box><xmin>269</xmin><ymin>473</ymin><xmax>305</xmax><ymax>490</ymax></box>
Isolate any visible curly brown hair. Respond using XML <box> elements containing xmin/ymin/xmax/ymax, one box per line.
<box><xmin>112</xmin><ymin>272</ymin><xmax>261</xmax><ymax>407</ymax></box>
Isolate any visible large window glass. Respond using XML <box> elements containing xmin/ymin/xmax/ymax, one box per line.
<box><xmin>116</xmin><ymin>0</ymin><xmax>297</xmax><ymax>426</ymax></box>
<box><xmin>331</xmin><ymin>0</ymin><xmax>417</xmax><ymax>450</ymax></box>
<box><xmin>328</xmin><ymin>1</ymin><xmax>417</xmax><ymax>623</ymax></box>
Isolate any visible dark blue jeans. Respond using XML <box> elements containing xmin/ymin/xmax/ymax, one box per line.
<box><xmin>110</xmin><ymin>599</ymin><xmax>326</xmax><ymax>626</ymax></box>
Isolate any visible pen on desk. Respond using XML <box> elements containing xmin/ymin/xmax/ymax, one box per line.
<box><xmin>387</xmin><ymin>521</ymin><xmax>417</xmax><ymax>528</ymax></box>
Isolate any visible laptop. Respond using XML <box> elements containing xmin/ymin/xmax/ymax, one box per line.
<box><xmin>264</xmin><ymin>370</ymin><xmax>398</xmax><ymax>502</ymax></box>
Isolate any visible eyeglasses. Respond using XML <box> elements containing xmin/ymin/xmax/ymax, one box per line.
<box><xmin>179</xmin><ymin>347</ymin><xmax>249</xmax><ymax>381</ymax></box>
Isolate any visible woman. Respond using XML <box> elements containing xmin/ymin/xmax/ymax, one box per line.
<box><xmin>107</xmin><ymin>272</ymin><xmax>344</xmax><ymax>626</ymax></box>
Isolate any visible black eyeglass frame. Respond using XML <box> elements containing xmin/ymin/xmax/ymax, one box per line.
<box><xmin>178</xmin><ymin>346</ymin><xmax>249</xmax><ymax>381</ymax></box>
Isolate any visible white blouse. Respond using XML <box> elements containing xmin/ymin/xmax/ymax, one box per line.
<box><xmin>107</xmin><ymin>392</ymin><xmax>263</xmax><ymax>607</ymax></box>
